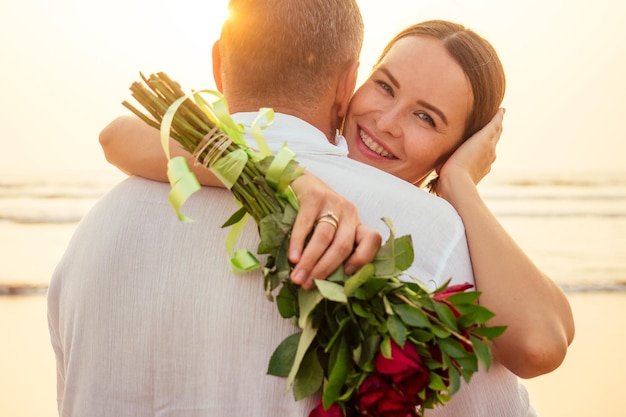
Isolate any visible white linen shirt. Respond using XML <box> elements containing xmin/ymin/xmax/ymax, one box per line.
<box><xmin>48</xmin><ymin>113</ymin><xmax>533</xmax><ymax>417</ymax></box>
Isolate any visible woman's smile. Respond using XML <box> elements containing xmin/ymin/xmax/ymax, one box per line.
<box><xmin>357</xmin><ymin>126</ymin><xmax>396</xmax><ymax>159</ymax></box>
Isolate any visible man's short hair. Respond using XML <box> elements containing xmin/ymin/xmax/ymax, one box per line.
<box><xmin>220</xmin><ymin>0</ymin><xmax>364</xmax><ymax>104</ymax></box>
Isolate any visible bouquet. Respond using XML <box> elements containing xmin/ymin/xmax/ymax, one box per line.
<box><xmin>123</xmin><ymin>73</ymin><xmax>506</xmax><ymax>417</ymax></box>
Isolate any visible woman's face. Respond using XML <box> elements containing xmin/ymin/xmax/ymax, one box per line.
<box><xmin>343</xmin><ymin>35</ymin><xmax>473</xmax><ymax>185</ymax></box>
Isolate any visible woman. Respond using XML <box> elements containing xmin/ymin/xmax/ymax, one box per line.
<box><xmin>100</xmin><ymin>20</ymin><xmax>574</xmax><ymax>380</ymax></box>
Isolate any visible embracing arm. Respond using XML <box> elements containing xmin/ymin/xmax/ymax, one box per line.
<box><xmin>436</xmin><ymin>110</ymin><xmax>575</xmax><ymax>378</ymax></box>
<box><xmin>99</xmin><ymin>115</ymin><xmax>222</xmax><ymax>185</ymax></box>
<box><xmin>99</xmin><ymin>115</ymin><xmax>382</xmax><ymax>288</ymax></box>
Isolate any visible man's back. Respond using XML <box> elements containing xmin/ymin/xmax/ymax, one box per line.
<box><xmin>48</xmin><ymin>176</ymin><xmax>317</xmax><ymax>416</ymax></box>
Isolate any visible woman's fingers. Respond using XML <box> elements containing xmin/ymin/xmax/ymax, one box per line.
<box><xmin>287</xmin><ymin>171</ymin><xmax>382</xmax><ymax>289</ymax></box>
<box><xmin>293</xmin><ymin>220</ymin><xmax>382</xmax><ymax>290</ymax></box>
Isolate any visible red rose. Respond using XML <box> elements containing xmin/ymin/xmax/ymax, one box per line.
<box><xmin>433</xmin><ymin>283</ymin><xmax>473</xmax><ymax>301</ymax></box>
<box><xmin>375</xmin><ymin>340</ymin><xmax>429</xmax><ymax>396</ymax></box>
<box><xmin>433</xmin><ymin>282</ymin><xmax>474</xmax><ymax>318</ymax></box>
<box><xmin>357</xmin><ymin>374</ymin><xmax>418</xmax><ymax>417</ymax></box>
<box><xmin>309</xmin><ymin>399</ymin><xmax>344</xmax><ymax>417</ymax></box>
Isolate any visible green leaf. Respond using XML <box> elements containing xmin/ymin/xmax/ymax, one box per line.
<box><xmin>438</xmin><ymin>338</ymin><xmax>468</xmax><ymax>359</ymax></box>
<box><xmin>298</xmin><ymin>288</ymin><xmax>323</xmax><ymax>328</ymax></box>
<box><xmin>472</xmin><ymin>325</ymin><xmax>507</xmax><ymax>339</ymax></box>
<box><xmin>324</xmin><ymin>316</ymin><xmax>352</xmax><ymax>353</ymax></box>
<box><xmin>392</xmin><ymin>303</ymin><xmax>431</xmax><ymax>328</ymax></box>
<box><xmin>387</xmin><ymin>315</ymin><xmax>407</xmax><ymax>347</ymax></box>
<box><xmin>357</xmin><ymin>334</ymin><xmax>381</xmax><ymax>368</ymax></box>
<box><xmin>315</xmin><ymin>279</ymin><xmax>348</xmax><ymax>303</ymax></box>
<box><xmin>373</xmin><ymin>218</ymin><xmax>397</xmax><ymax>277</ymax></box>
<box><xmin>275</xmin><ymin>236</ymin><xmax>291</xmax><ymax>281</ymax></box>
<box><xmin>267</xmin><ymin>332</ymin><xmax>300</xmax><ymax>377</ymax></box>
<box><xmin>393</xmin><ymin>235</ymin><xmax>414</xmax><ymax>271</ymax></box>
<box><xmin>351</xmin><ymin>302</ymin><xmax>374</xmax><ymax>320</ymax></box>
<box><xmin>355</xmin><ymin>278</ymin><xmax>391</xmax><ymax>300</ymax></box>
<box><xmin>409</xmin><ymin>328</ymin><xmax>434</xmax><ymax>343</ymax></box>
<box><xmin>286</xmin><ymin>316</ymin><xmax>318</xmax><ymax>388</ymax></box>
<box><xmin>445</xmin><ymin>290</ymin><xmax>481</xmax><ymax>305</ymax></box>
<box><xmin>430</xmin><ymin>324</ymin><xmax>451</xmax><ymax>339</ymax></box>
<box><xmin>448</xmin><ymin>367</ymin><xmax>462</xmax><ymax>395</ymax></box>
<box><xmin>294</xmin><ymin>349</ymin><xmax>324</xmax><ymax>400</ymax></box>
<box><xmin>460</xmin><ymin>304</ymin><xmax>496</xmax><ymax>325</ymax></box>
<box><xmin>276</xmin><ymin>282</ymin><xmax>297</xmax><ymax>318</ymax></box>
<box><xmin>433</xmin><ymin>301</ymin><xmax>458</xmax><ymax>330</ymax></box>
<box><xmin>281</xmin><ymin>196</ymin><xmax>299</xmax><ymax>225</ymax></box>
<box><xmin>344</xmin><ymin>263</ymin><xmax>376</xmax><ymax>296</ymax></box>
<box><xmin>461</xmin><ymin>366</ymin><xmax>476</xmax><ymax>384</ymax></box>
<box><xmin>470</xmin><ymin>335</ymin><xmax>493</xmax><ymax>371</ymax></box>
<box><xmin>221</xmin><ymin>206</ymin><xmax>248</xmax><ymax>227</ymax></box>
<box><xmin>323</xmin><ymin>337</ymin><xmax>350</xmax><ymax>409</ymax></box>
<box><xmin>428</xmin><ymin>371</ymin><xmax>447</xmax><ymax>391</ymax></box>
<box><xmin>257</xmin><ymin>213</ymin><xmax>290</xmax><ymax>254</ymax></box>
<box><xmin>455</xmin><ymin>354</ymin><xmax>478</xmax><ymax>374</ymax></box>
<box><xmin>380</xmin><ymin>336</ymin><xmax>392</xmax><ymax>359</ymax></box>
<box><xmin>327</xmin><ymin>265</ymin><xmax>348</xmax><ymax>284</ymax></box>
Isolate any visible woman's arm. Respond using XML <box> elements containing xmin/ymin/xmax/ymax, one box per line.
<box><xmin>99</xmin><ymin>115</ymin><xmax>382</xmax><ymax>288</ymax></box>
<box><xmin>100</xmin><ymin>115</ymin><xmax>222</xmax><ymax>186</ymax></box>
<box><xmin>436</xmin><ymin>109</ymin><xmax>575</xmax><ymax>378</ymax></box>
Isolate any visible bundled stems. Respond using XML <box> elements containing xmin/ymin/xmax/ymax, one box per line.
<box><xmin>122</xmin><ymin>72</ymin><xmax>282</xmax><ymax>223</ymax></box>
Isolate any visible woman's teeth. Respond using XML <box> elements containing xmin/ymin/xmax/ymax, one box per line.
<box><xmin>359</xmin><ymin>129</ymin><xmax>393</xmax><ymax>158</ymax></box>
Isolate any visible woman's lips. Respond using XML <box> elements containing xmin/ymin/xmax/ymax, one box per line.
<box><xmin>358</xmin><ymin>128</ymin><xmax>396</xmax><ymax>159</ymax></box>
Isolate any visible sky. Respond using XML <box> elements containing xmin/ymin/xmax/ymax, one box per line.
<box><xmin>1</xmin><ymin>0</ymin><xmax>624</xmax><ymax>181</ymax></box>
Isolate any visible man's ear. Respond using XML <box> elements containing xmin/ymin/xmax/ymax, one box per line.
<box><xmin>212</xmin><ymin>40</ymin><xmax>223</xmax><ymax>92</ymax></box>
<box><xmin>335</xmin><ymin>60</ymin><xmax>359</xmax><ymax>118</ymax></box>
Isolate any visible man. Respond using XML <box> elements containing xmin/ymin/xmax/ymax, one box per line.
<box><xmin>48</xmin><ymin>1</ymin><xmax>533</xmax><ymax>416</ymax></box>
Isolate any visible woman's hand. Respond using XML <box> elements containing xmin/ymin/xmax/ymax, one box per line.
<box><xmin>436</xmin><ymin>108</ymin><xmax>504</xmax><ymax>199</ymax></box>
<box><xmin>288</xmin><ymin>171</ymin><xmax>382</xmax><ymax>290</ymax></box>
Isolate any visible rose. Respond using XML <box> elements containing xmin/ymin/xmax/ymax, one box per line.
<box><xmin>433</xmin><ymin>283</ymin><xmax>474</xmax><ymax>318</ymax></box>
<box><xmin>375</xmin><ymin>340</ymin><xmax>430</xmax><ymax>397</ymax></box>
<box><xmin>357</xmin><ymin>373</ymin><xmax>418</xmax><ymax>417</ymax></box>
<box><xmin>355</xmin><ymin>341</ymin><xmax>429</xmax><ymax>416</ymax></box>
<box><xmin>309</xmin><ymin>399</ymin><xmax>345</xmax><ymax>417</ymax></box>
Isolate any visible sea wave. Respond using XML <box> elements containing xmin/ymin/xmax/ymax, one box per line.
<box><xmin>1</xmin><ymin>173</ymin><xmax>625</xmax><ymax>224</ymax></box>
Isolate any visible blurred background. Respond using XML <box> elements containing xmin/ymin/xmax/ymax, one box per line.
<box><xmin>1</xmin><ymin>0</ymin><xmax>624</xmax><ymax>415</ymax></box>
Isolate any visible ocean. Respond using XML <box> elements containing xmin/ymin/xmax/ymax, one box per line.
<box><xmin>1</xmin><ymin>170</ymin><xmax>625</xmax><ymax>293</ymax></box>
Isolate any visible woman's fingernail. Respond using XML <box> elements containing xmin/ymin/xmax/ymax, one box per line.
<box><xmin>344</xmin><ymin>264</ymin><xmax>356</xmax><ymax>275</ymax></box>
<box><xmin>292</xmin><ymin>269</ymin><xmax>306</xmax><ymax>284</ymax></box>
<box><xmin>289</xmin><ymin>249</ymin><xmax>301</xmax><ymax>263</ymax></box>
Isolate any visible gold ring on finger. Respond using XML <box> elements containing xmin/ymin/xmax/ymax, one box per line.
<box><xmin>318</xmin><ymin>210</ymin><xmax>339</xmax><ymax>224</ymax></box>
<box><xmin>316</xmin><ymin>217</ymin><xmax>338</xmax><ymax>231</ymax></box>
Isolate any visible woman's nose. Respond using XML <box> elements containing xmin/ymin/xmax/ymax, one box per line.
<box><xmin>376</xmin><ymin>107</ymin><xmax>402</xmax><ymax>138</ymax></box>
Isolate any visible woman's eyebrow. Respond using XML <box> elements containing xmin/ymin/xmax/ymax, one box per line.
<box><xmin>380</xmin><ymin>67</ymin><xmax>449</xmax><ymax>126</ymax></box>
<box><xmin>417</xmin><ymin>100</ymin><xmax>448</xmax><ymax>126</ymax></box>
<box><xmin>380</xmin><ymin>67</ymin><xmax>400</xmax><ymax>89</ymax></box>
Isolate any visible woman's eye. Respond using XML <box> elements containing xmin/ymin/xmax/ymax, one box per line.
<box><xmin>376</xmin><ymin>81</ymin><xmax>394</xmax><ymax>96</ymax></box>
<box><xmin>416</xmin><ymin>112</ymin><xmax>435</xmax><ymax>127</ymax></box>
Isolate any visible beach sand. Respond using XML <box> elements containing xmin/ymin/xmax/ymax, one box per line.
<box><xmin>523</xmin><ymin>291</ymin><xmax>626</xmax><ymax>417</ymax></box>
<box><xmin>0</xmin><ymin>291</ymin><xmax>623</xmax><ymax>416</ymax></box>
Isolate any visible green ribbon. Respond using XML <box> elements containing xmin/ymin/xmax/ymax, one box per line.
<box><xmin>266</xmin><ymin>146</ymin><xmax>296</xmax><ymax>191</ymax></box>
<box><xmin>210</xmin><ymin>148</ymin><xmax>248</xmax><ymax>190</ymax></box>
<box><xmin>161</xmin><ymin>95</ymin><xmax>202</xmax><ymax>222</ymax></box>
<box><xmin>251</xmin><ymin>107</ymin><xmax>274</xmax><ymax>157</ymax></box>
<box><xmin>266</xmin><ymin>145</ymin><xmax>300</xmax><ymax>211</ymax></box>
<box><xmin>166</xmin><ymin>157</ymin><xmax>201</xmax><ymax>222</ymax></box>
<box><xmin>224</xmin><ymin>210</ymin><xmax>261</xmax><ymax>273</ymax></box>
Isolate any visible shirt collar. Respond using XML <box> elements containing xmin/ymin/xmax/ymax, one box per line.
<box><xmin>232</xmin><ymin>112</ymin><xmax>348</xmax><ymax>157</ymax></box>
